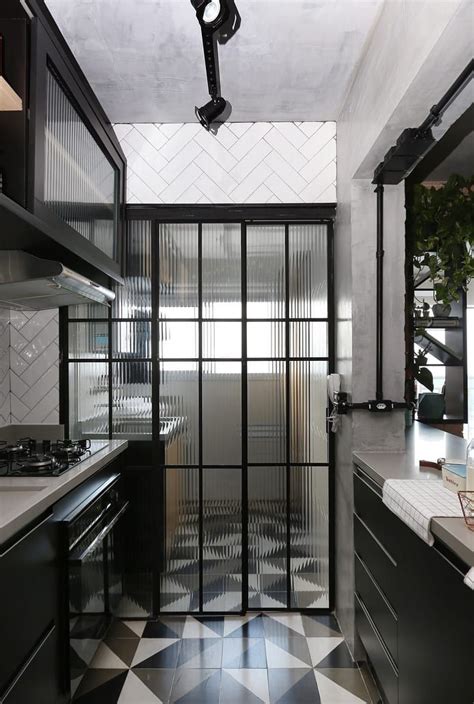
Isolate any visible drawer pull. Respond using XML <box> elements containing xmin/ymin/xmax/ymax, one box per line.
<box><xmin>355</xmin><ymin>513</ymin><xmax>397</xmax><ymax>567</ymax></box>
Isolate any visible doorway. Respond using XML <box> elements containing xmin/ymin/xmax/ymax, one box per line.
<box><xmin>157</xmin><ymin>217</ymin><xmax>334</xmax><ymax>614</ymax></box>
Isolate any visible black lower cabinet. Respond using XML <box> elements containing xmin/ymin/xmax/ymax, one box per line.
<box><xmin>0</xmin><ymin>514</ymin><xmax>64</xmax><ymax>703</ymax></box>
<box><xmin>3</xmin><ymin>626</ymin><xmax>59</xmax><ymax>704</ymax></box>
<box><xmin>354</xmin><ymin>466</ymin><xmax>474</xmax><ymax>704</ymax></box>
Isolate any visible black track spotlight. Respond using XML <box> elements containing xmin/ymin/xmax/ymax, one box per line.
<box><xmin>195</xmin><ymin>97</ymin><xmax>227</xmax><ymax>131</ymax></box>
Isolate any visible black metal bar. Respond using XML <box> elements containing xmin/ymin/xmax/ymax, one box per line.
<box><xmin>327</xmin><ymin>220</ymin><xmax>336</xmax><ymax>610</ymax></box>
<box><xmin>152</xmin><ymin>221</ymin><xmax>161</xmax><ymax>615</ymax></box>
<box><xmin>375</xmin><ymin>182</ymin><xmax>384</xmax><ymax>401</ymax></box>
<box><xmin>107</xmin><ymin>304</ymin><xmax>113</xmax><ymax>440</ymax></box>
<box><xmin>126</xmin><ymin>203</ymin><xmax>336</xmax><ymax>223</ymax></box>
<box><xmin>241</xmin><ymin>221</ymin><xmax>248</xmax><ymax>612</ymax></box>
<box><xmin>285</xmin><ymin>224</ymin><xmax>291</xmax><ymax>608</ymax></box>
<box><xmin>198</xmin><ymin>223</ymin><xmax>204</xmax><ymax>613</ymax></box>
<box><xmin>417</xmin><ymin>59</ymin><xmax>474</xmax><ymax>134</ymax></box>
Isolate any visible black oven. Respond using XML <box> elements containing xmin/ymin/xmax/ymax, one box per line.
<box><xmin>61</xmin><ymin>474</ymin><xmax>128</xmax><ymax>698</ymax></box>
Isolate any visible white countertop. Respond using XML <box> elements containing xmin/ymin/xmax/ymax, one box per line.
<box><xmin>0</xmin><ymin>440</ymin><xmax>128</xmax><ymax>545</ymax></box>
<box><xmin>353</xmin><ymin>424</ymin><xmax>474</xmax><ymax>567</ymax></box>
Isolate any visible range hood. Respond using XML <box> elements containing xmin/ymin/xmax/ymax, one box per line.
<box><xmin>0</xmin><ymin>251</ymin><xmax>115</xmax><ymax>310</ymax></box>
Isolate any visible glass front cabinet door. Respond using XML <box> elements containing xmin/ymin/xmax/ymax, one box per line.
<box><xmin>29</xmin><ymin>17</ymin><xmax>125</xmax><ymax>281</ymax></box>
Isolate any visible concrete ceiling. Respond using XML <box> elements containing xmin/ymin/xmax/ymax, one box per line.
<box><xmin>45</xmin><ymin>0</ymin><xmax>383</xmax><ymax>124</ymax></box>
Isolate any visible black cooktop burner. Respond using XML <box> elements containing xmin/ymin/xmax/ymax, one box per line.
<box><xmin>0</xmin><ymin>439</ymin><xmax>107</xmax><ymax>477</ymax></box>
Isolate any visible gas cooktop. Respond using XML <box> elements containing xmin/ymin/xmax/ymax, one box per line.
<box><xmin>0</xmin><ymin>438</ymin><xmax>109</xmax><ymax>477</ymax></box>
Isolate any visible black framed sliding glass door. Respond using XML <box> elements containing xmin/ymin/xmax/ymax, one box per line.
<box><xmin>158</xmin><ymin>220</ymin><xmax>332</xmax><ymax>613</ymax></box>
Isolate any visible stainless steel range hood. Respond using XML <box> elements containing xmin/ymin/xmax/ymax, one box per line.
<box><xmin>0</xmin><ymin>251</ymin><xmax>115</xmax><ymax>310</ymax></box>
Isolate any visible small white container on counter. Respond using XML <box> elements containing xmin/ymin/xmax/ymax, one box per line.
<box><xmin>441</xmin><ymin>462</ymin><xmax>466</xmax><ymax>493</ymax></box>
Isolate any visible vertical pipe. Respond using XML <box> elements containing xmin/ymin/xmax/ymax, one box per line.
<box><xmin>375</xmin><ymin>182</ymin><xmax>384</xmax><ymax>401</ymax></box>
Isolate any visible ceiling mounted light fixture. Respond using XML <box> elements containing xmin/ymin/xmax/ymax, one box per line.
<box><xmin>191</xmin><ymin>0</ymin><xmax>239</xmax><ymax>130</ymax></box>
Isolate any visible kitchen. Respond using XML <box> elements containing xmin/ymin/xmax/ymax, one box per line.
<box><xmin>0</xmin><ymin>1</ymin><xmax>473</xmax><ymax>703</ymax></box>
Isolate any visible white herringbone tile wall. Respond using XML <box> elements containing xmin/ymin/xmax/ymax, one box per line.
<box><xmin>114</xmin><ymin>121</ymin><xmax>336</xmax><ymax>204</ymax></box>
<box><xmin>7</xmin><ymin>310</ymin><xmax>60</xmax><ymax>425</ymax></box>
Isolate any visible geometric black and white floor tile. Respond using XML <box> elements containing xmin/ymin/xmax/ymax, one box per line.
<box><xmin>73</xmin><ymin>612</ymin><xmax>376</xmax><ymax>703</ymax></box>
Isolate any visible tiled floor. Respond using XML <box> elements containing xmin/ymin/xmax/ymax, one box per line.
<box><xmin>73</xmin><ymin>612</ymin><xmax>376</xmax><ymax>703</ymax></box>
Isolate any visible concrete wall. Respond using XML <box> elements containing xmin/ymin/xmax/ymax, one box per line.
<box><xmin>334</xmin><ymin>0</ymin><xmax>473</xmax><ymax>652</ymax></box>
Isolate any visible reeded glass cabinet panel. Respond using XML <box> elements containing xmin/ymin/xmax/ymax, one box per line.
<box><xmin>44</xmin><ymin>68</ymin><xmax>118</xmax><ymax>258</ymax></box>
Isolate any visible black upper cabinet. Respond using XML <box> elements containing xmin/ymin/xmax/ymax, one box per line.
<box><xmin>0</xmin><ymin>0</ymin><xmax>126</xmax><ymax>283</ymax></box>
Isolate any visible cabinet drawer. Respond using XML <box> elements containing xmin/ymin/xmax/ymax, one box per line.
<box><xmin>0</xmin><ymin>515</ymin><xmax>57</xmax><ymax>692</ymax></box>
<box><xmin>355</xmin><ymin>592</ymin><xmax>398</xmax><ymax>704</ymax></box>
<box><xmin>354</xmin><ymin>513</ymin><xmax>398</xmax><ymax>607</ymax></box>
<box><xmin>3</xmin><ymin>625</ymin><xmax>60</xmax><ymax>704</ymax></box>
<box><xmin>354</xmin><ymin>469</ymin><xmax>403</xmax><ymax>558</ymax></box>
<box><xmin>355</xmin><ymin>553</ymin><xmax>398</xmax><ymax>664</ymax></box>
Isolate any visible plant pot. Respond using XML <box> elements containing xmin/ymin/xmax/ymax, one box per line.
<box><xmin>432</xmin><ymin>303</ymin><xmax>452</xmax><ymax>318</ymax></box>
<box><xmin>418</xmin><ymin>392</ymin><xmax>445</xmax><ymax>421</ymax></box>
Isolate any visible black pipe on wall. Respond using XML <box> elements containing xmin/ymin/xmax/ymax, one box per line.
<box><xmin>375</xmin><ymin>183</ymin><xmax>384</xmax><ymax>401</ymax></box>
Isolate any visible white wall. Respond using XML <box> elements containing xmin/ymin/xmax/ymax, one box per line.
<box><xmin>334</xmin><ymin>0</ymin><xmax>472</xmax><ymax>652</ymax></box>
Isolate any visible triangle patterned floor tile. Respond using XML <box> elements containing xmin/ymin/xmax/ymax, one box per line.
<box><xmin>117</xmin><ymin>671</ymin><xmax>162</xmax><ymax>703</ymax></box>
<box><xmin>177</xmin><ymin>638</ymin><xmax>223</xmax><ymax>668</ymax></box>
<box><xmin>182</xmin><ymin>616</ymin><xmax>222</xmax><ymax>639</ymax></box>
<box><xmin>265</xmin><ymin>640</ymin><xmax>311</xmax><ymax>669</ymax></box>
<box><xmin>89</xmin><ymin>642</ymin><xmax>129</xmax><ymax>669</ymax></box>
<box><xmin>134</xmin><ymin>669</ymin><xmax>176</xmax><ymax>703</ymax></box>
<box><xmin>315</xmin><ymin>671</ymin><xmax>368</xmax><ymax>703</ymax></box>
<box><xmin>132</xmin><ymin>638</ymin><xmax>180</xmax><ymax>668</ymax></box>
<box><xmin>224</xmin><ymin>668</ymin><xmax>270</xmax><ymax>703</ymax></box>
<box><xmin>222</xmin><ymin>638</ymin><xmax>267</xmax><ymax>668</ymax></box>
<box><xmin>143</xmin><ymin>620</ymin><xmax>185</xmax><ymax>639</ymax></box>
<box><xmin>106</xmin><ymin>620</ymin><xmax>141</xmax><ymax>639</ymax></box>
<box><xmin>263</xmin><ymin>613</ymin><xmax>306</xmax><ymax>636</ymax></box>
<box><xmin>73</xmin><ymin>670</ymin><xmax>128</xmax><ymax>703</ymax></box>
<box><xmin>192</xmin><ymin>616</ymin><xmax>224</xmax><ymax>636</ymax></box>
<box><xmin>170</xmin><ymin>669</ymin><xmax>221</xmax><ymax>703</ymax></box>
<box><xmin>104</xmin><ymin>637</ymin><xmax>139</xmax><ymax>667</ymax></box>
<box><xmin>315</xmin><ymin>668</ymin><xmax>371</xmax><ymax>702</ymax></box>
<box><xmin>224</xmin><ymin>614</ymin><xmax>265</xmax><ymax>638</ymax></box>
<box><xmin>307</xmin><ymin>637</ymin><xmax>344</xmax><ymax>667</ymax></box>
<box><xmin>267</xmin><ymin>668</ymin><xmax>313</xmax><ymax>702</ymax></box>
<box><xmin>275</xmin><ymin>669</ymin><xmax>321</xmax><ymax>704</ymax></box>
<box><xmin>224</xmin><ymin>613</ymin><xmax>260</xmax><ymax>637</ymax></box>
<box><xmin>315</xmin><ymin>641</ymin><xmax>357</xmax><ymax>669</ymax></box>
<box><xmin>301</xmin><ymin>615</ymin><xmax>341</xmax><ymax>638</ymax></box>
<box><xmin>122</xmin><ymin>620</ymin><xmax>147</xmax><ymax>637</ymax></box>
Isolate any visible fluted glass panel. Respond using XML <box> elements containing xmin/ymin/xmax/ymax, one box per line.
<box><xmin>161</xmin><ymin>467</ymin><xmax>199</xmax><ymax>612</ymax></box>
<box><xmin>203</xmin><ymin>362</ymin><xmax>241</xmax><ymax>465</ymax></box>
<box><xmin>247</xmin><ymin>322</ymin><xmax>285</xmax><ymax>358</ymax></box>
<box><xmin>247</xmin><ymin>225</ymin><xmax>285</xmax><ymax>319</ymax></box>
<box><xmin>203</xmin><ymin>468</ymin><xmax>242</xmax><ymax>612</ymax></box>
<box><xmin>69</xmin><ymin>302</ymin><xmax>108</xmax><ymax>319</ymax></box>
<box><xmin>69</xmin><ymin>363</ymin><xmax>108</xmax><ymax>438</ymax></box>
<box><xmin>159</xmin><ymin>321</ymin><xmax>198</xmax><ymax>359</ymax></box>
<box><xmin>112</xmin><ymin>322</ymin><xmax>151</xmax><ymax>359</ymax></box>
<box><xmin>202</xmin><ymin>322</ymin><xmax>241</xmax><ymax>359</ymax></box>
<box><xmin>69</xmin><ymin>322</ymin><xmax>108</xmax><ymax>359</ymax></box>
<box><xmin>290</xmin><ymin>322</ymin><xmax>328</xmax><ymax>358</ymax></box>
<box><xmin>160</xmin><ymin>362</ymin><xmax>199</xmax><ymax>466</ymax></box>
<box><xmin>290</xmin><ymin>361</ymin><xmax>328</xmax><ymax>463</ymax></box>
<box><xmin>290</xmin><ymin>466</ymin><xmax>329</xmax><ymax>608</ymax></box>
<box><xmin>289</xmin><ymin>224</ymin><xmax>328</xmax><ymax>319</ymax></box>
<box><xmin>112</xmin><ymin>362</ymin><xmax>152</xmax><ymax>439</ymax></box>
<box><xmin>248</xmin><ymin>361</ymin><xmax>286</xmax><ymax>463</ymax></box>
<box><xmin>202</xmin><ymin>224</ymin><xmax>241</xmax><ymax>319</ymax></box>
<box><xmin>248</xmin><ymin>467</ymin><xmax>287</xmax><ymax>608</ymax></box>
<box><xmin>113</xmin><ymin>220</ymin><xmax>152</xmax><ymax>319</ymax></box>
<box><xmin>159</xmin><ymin>224</ymin><xmax>198</xmax><ymax>319</ymax></box>
<box><xmin>44</xmin><ymin>68</ymin><xmax>117</xmax><ymax>258</ymax></box>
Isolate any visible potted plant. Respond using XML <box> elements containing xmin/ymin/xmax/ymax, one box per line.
<box><xmin>413</xmin><ymin>173</ymin><xmax>474</xmax><ymax>307</ymax></box>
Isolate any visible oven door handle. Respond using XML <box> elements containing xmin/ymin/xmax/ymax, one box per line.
<box><xmin>69</xmin><ymin>501</ymin><xmax>129</xmax><ymax>565</ymax></box>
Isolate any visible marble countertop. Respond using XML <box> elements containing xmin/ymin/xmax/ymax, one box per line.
<box><xmin>0</xmin><ymin>440</ymin><xmax>128</xmax><ymax>545</ymax></box>
<box><xmin>353</xmin><ymin>424</ymin><xmax>474</xmax><ymax>567</ymax></box>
